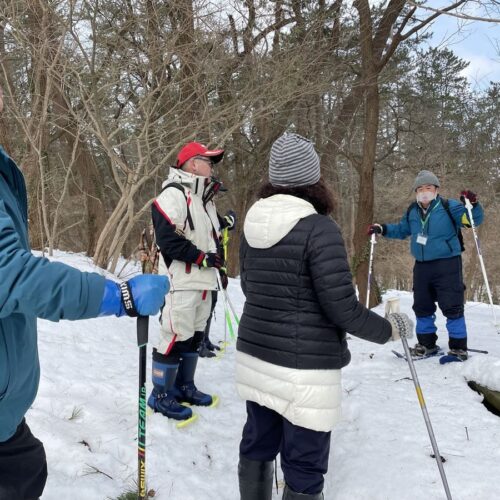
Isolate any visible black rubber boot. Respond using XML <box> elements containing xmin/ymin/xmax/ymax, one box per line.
<box><xmin>175</xmin><ymin>352</ymin><xmax>213</xmax><ymax>406</ymax></box>
<box><xmin>238</xmin><ymin>455</ymin><xmax>274</xmax><ymax>500</ymax></box>
<box><xmin>283</xmin><ymin>484</ymin><xmax>324</xmax><ymax>499</ymax></box>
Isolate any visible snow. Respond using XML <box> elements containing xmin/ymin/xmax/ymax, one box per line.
<box><xmin>27</xmin><ymin>252</ymin><xmax>500</xmax><ymax>500</ymax></box>
<box><xmin>461</xmin><ymin>357</ymin><xmax>500</xmax><ymax>392</ymax></box>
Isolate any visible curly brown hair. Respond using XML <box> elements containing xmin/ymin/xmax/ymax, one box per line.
<box><xmin>256</xmin><ymin>178</ymin><xmax>336</xmax><ymax>216</ymax></box>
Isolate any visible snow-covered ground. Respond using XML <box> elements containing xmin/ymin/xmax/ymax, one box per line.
<box><xmin>29</xmin><ymin>252</ymin><xmax>500</xmax><ymax>500</ymax></box>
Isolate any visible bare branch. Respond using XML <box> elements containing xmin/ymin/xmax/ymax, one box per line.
<box><xmin>408</xmin><ymin>0</ymin><xmax>500</xmax><ymax>23</ymax></box>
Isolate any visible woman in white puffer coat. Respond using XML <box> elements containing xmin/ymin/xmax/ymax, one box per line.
<box><xmin>236</xmin><ymin>133</ymin><xmax>406</xmax><ymax>500</ymax></box>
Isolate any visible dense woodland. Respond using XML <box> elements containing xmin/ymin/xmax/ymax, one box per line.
<box><xmin>0</xmin><ymin>0</ymin><xmax>498</xmax><ymax>305</ymax></box>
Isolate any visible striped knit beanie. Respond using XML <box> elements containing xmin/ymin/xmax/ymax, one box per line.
<box><xmin>269</xmin><ymin>133</ymin><xmax>321</xmax><ymax>187</ymax></box>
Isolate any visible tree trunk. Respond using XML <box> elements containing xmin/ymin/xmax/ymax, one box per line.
<box><xmin>353</xmin><ymin>80</ymin><xmax>379</xmax><ymax>307</ymax></box>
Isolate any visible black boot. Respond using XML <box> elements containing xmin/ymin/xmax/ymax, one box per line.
<box><xmin>175</xmin><ymin>352</ymin><xmax>213</xmax><ymax>406</ymax></box>
<box><xmin>198</xmin><ymin>342</ymin><xmax>216</xmax><ymax>358</ymax></box>
<box><xmin>147</xmin><ymin>358</ymin><xmax>192</xmax><ymax>421</ymax></box>
<box><xmin>238</xmin><ymin>455</ymin><xmax>273</xmax><ymax>500</ymax></box>
<box><xmin>283</xmin><ymin>484</ymin><xmax>324</xmax><ymax>499</ymax></box>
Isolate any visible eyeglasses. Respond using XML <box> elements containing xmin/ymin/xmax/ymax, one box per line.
<box><xmin>193</xmin><ymin>156</ymin><xmax>214</xmax><ymax>167</ymax></box>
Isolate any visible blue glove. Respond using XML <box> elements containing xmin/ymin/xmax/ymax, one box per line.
<box><xmin>99</xmin><ymin>275</ymin><xmax>169</xmax><ymax>317</ymax></box>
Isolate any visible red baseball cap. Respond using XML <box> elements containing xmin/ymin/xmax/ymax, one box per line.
<box><xmin>176</xmin><ymin>142</ymin><xmax>224</xmax><ymax>168</ymax></box>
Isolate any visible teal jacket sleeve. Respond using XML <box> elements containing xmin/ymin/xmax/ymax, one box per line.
<box><xmin>448</xmin><ymin>199</ymin><xmax>484</xmax><ymax>227</ymax></box>
<box><xmin>383</xmin><ymin>212</ymin><xmax>412</xmax><ymax>240</ymax></box>
<box><xmin>0</xmin><ymin>202</ymin><xmax>106</xmax><ymax>321</ymax></box>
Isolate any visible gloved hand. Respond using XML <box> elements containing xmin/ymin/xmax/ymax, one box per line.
<box><xmin>386</xmin><ymin>313</ymin><xmax>414</xmax><ymax>341</ymax></box>
<box><xmin>223</xmin><ymin>210</ymin><xmax>237</xmax><ymax>230</ymax></box>
<box><xmin>202</xmin><ymin>252</ymin><xmax>224</xmax><ymax>269</ymax></box>
<box><xmin>367</xmin><ymin>223</ymin><xmax>384</xmax><ymax>235</ymax></box>
<box><xmin>98</xmin><ymin>275</ymin><xmax>169</xmax><ymax>317</ymax></box>
<box><xmin>460</xmin><ymin>190</ymin><xmax>478</xmax><ymax>206</ymax></box>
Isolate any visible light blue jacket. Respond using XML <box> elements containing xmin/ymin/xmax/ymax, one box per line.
<box><xmin>0</xmin><ymin>147</ymin><xmax>105</xmax><ymax>442</ymax></box>
<box><xmin>384</xmin><ymin>195</ymin><xmax>484</xmax><ymax>262</ymax></box>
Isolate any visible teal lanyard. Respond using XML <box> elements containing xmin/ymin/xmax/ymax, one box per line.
<box><xmin>420</xmin><ymin>200</ymin><xmax>441</xmax><ymax>233</ymax></box>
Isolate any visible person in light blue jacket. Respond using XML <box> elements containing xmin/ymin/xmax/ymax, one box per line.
<box><xmin>369</xmin><ymin>170</ymin><xmax>483</xmax><ymax>361</ymax></box>
<box><xmin>0</xmin><ymin>86</ymin><xmax>168</xmax><ymax>499</ymax></box>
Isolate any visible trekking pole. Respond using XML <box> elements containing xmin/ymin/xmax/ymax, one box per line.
<box><xmin>137</xmin><ymin>316</ymin><xmax>149</xmax><ymax>500</ymax></box>
<box><xmin>223</xmin><ymin>288</ymin><xmax>240</xmax><ymax>325</ymax></box>
<box><xmin>221</xmin><ymin>227</ymin><xmax>240</xmax><ymax>323</ymax></box>
<box><xmin>216</xmin><ymin>271</ymin><xmax>236</xmax><ymax>340</ymax></box>
<box><xmin>366</xmin><ymin>234</ymin><xmax>377</xmax><ymax>308</ymax></box>
<box><xmin>222</xmin><ymin>227</ymin><xmax>229</xmax><ymax>263</ymax></box>
<box><xmin>463</xmin><ymin>197</ymin><xmax>499</xmax><ymax>334</ymax></box>
<box><xmin>386</xmin><ymin>298</ymin><xmax>453</xmax><ymax>500</ymax></box>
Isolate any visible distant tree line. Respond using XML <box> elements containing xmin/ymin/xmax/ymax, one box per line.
<box><xmin>0</xmin><ymin>0</ymin><xmax>497</xmax><ymax>303</ymax></box>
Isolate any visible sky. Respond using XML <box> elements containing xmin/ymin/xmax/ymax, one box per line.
<box><xmin>419</xmin><ymin>2</ymin><xmax>500</xmax><ymax>89</ymax></box>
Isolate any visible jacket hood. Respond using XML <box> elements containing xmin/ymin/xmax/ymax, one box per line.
<box><xmin>244</xmin><ymin>194</ymin><xmax>317</xmax><ymax>249</ymax></box>
<box><xmin>162</xmin><ymin>167</ymin><xmax>208</xmax><ymax>196</ymax></box>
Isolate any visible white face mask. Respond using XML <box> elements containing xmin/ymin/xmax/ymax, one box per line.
<box><xmin>416</xmin><ymin>191</ymin><xmax>436</xmax><ymax>204</ymax></box>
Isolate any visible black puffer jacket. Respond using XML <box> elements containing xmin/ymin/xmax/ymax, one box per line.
<box><xmin>237</xmin><ymin>195</ymin><xmax>391</xmax><ymax>370</ymax></box>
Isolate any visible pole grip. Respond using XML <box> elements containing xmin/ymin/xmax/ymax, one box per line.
<box><xmin>137</xmin><ymin>315</ymin><xmax>149</xmax><ymax>347</ymax></box>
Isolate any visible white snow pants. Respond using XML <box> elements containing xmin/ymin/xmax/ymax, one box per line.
<box><xmin>157</xmin><ymin>290</ymin><xmax>212</xmax><ymax>354</ymax></box>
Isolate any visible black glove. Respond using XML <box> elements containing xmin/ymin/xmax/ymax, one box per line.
<box><xmin>202</xmin><ymin>252</ymin><xmax>224</xmax><ymax>269</ymax></box>
<box><xmin>460</xmin><ymin>190</ymin><xmax>478</xmax><ymax>206</ymax></box>
<box><xmin>367</xmin><ymin>224</ymin><xmax>384</xmax><ymax>235</ymax></box>
<box><xmin>223</xmin><ymin>210</ymin><xmax>237</xmax><ymax>230</ymax></box>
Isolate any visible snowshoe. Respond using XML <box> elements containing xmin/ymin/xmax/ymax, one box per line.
<box><xmin>439</xmin><ymin>349</ymin><xmax>468</xmax><ymax>364</ymax></box>
<box><xmin>409</xmin><ymin>343</ymin><xmax>441</xmax><ymax>358</ymax></box>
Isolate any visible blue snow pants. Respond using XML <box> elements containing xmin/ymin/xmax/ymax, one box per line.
<box><xmin>240</xmin><ymin>401</ymin><xmax>331</xmax><ymax>495</ymax></box>
<box><xmin>412</xmin><ymin>256</ymin><xmax>467</xmax><ymax>350</ymax></box>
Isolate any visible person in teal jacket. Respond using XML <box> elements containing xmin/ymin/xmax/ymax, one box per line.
<box><xmin>0</xmin><ymin>90</ymin><xmax>169</xmax><ymax>498</ymax></box>
<box><xmin>369</xmin><ymin>170</ymin><xmax>483</xmax><ymax>361</ymax></box>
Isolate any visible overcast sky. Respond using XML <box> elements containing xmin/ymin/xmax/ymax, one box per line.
<box><xmin>419</xmin><ymin>2</ymin><xmax>499</xmax><ymax>89</ymax></box>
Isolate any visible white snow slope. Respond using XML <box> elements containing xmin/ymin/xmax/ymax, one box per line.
<box><xmin>27</xmin><ymin>252</ymin><xmax>500</xmax><ymax>500</ymax></box>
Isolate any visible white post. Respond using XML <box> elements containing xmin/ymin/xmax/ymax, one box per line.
<box><xmin>366</xmin><ymin>234</ymin><xmax>377</xmax><ymax>308</ymax></box>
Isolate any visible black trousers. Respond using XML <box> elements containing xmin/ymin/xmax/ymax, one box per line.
<box><xmin>0</xmin><ymin>419</ymin><xmax>47</xmax><ymax>500</ymax></box>
<box><xmin>412</xmin><ymin>256</ymin><xmax>465</xmax><ymax>319</ymax></box>
<box><xmin>240</xmin><ymin>401</ymin><xmax>331</xmax><ymax>495</ymax></box>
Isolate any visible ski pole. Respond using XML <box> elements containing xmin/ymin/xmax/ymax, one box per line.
<box><xmin>464</xmin><ymin>197</ymin><xmax>499</xmax><ymax>334</ymax></box>
<box><xmin>385</xmin><ymin>299</ymin><xmax>453</xmax><ymax>500</ymax></box>
<box><xmin>222</xmin><ymin>227</ymin><xmax>229</xmax><ymax>263</ymax></box>
<box><xmin>220</xmin><ymin>228</ymin><xmax>240</xmax><ymax>324</ymax></box>
<box><xmin>223</xmin><ymin>288</ymin><xmax>240</xmax><ymax>325</ymax></box>
<box><xmin>366</xmin><ymin>233</ymin><xmax>376</xmax><ymax>308</ymax></box>
<box><xmin>137</xmin><ymin>316</ymin><xmax>149</xmax><ymax>500</ymax></box>
<box><xmin>400</xmin><ymin>332</ymin><xmax>453</xmax><ymax>500</ymax></box>
<box><xmin>216</xmin><ymin>271</ymin><xmax>236</xmax><ymax>340</ymax></box>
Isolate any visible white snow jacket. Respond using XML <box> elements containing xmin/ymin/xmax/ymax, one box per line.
<box><xmin>236</xmin><ymin>194</ymin><xmax>391</xmax><ymax>432</ymax></box>
<box><xmin>153</xmin><ymin>168</ymin><xmax>220</xmax><ymax>291</ymax></box>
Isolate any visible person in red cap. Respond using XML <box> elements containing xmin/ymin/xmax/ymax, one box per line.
<box><xmin>147</xmin><ymin>141</ymin><xmax>231</xmax><ymax>422</ymax></box>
